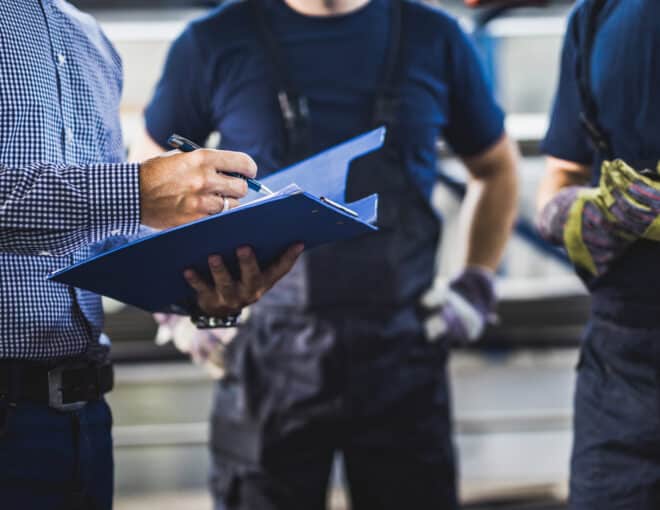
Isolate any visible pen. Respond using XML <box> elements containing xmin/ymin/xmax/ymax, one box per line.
<box><xmin>167</xmin><ymin>134</ymin><xmax>274</xmax><ymax>196</ymax></box>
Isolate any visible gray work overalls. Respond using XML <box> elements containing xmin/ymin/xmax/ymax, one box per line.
<box><xmin>210</xmin><ymin>1</ymin><xmax>456</xmax><ymax>508</ymax></box>
<box><xmin>565</xmin><ymin>1</ymin><xmax>660</xmax><ymax>507</ymax></box>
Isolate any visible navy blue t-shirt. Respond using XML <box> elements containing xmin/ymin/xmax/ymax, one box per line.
<box><xmin>144</xmin><ymin>0</ymin><xmax>504</xmax><ymax>201</ymax></box>
<box><xmin>543</xmin><ymin>0</ymin><xmax>660</xmax><ymax>315</ymax></box>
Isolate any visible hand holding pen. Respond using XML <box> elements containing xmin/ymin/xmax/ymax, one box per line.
<box><xmin>164</xmin><ymin>136</ymin><xmax>303</xmax><ymax>323</ymax></box>
<box><xmin>168</xmin><ymin>134</ymin><xmax>274</xmax><ymax>197</ymax></box>
<box><xmin>139</xmin><ymin>144</ymin><xmax>258</xmax><ymax>229</ymax></box>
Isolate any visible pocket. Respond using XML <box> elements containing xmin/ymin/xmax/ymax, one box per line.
<box><xmin>254</xmin><ymin>313</ymin><xmax>336</xmax><ymax>419</ymax></box>
<box><xmin>213</xmin><ymin>314</ymin><xmax>306</xmax><ymax>442</ymax></box>
<box><xmin>210</xmin><ymin>406</ymin><xmax>262</xmax><ymax>466</ymax></box>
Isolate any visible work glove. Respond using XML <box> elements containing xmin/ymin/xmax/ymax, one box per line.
<box><xmin>538</xmin><ymin>160</ymin><xmax>660</xmax><ymax>276</ymax></box>
<box><xmin>424</xmin><ymin>267</ymin><xmax>497</xmax><ymax>345</ymax></box>
<box><xmin>154</xmin><ymin>313</ymin><xmax>237</xmax><ymax>378</ymax></box>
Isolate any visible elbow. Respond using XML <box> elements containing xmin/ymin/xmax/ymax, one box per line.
<box><xmin>468</xmin><ymin>135</ymin><xmax>520</xmax><ymax>210</ymax></box>
<box><xmin>466</xmin><ymin>134</ymin><xmax>519</xmax><ymax>184</ymax></box>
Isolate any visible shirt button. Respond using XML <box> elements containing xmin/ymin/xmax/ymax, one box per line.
<box><xmin>65</xmin><ymin>127</ymin><xmax>74</xmax><ymax>143</ymax></box>
<box><xmin>57</xmin><ymin>53</ymin><xmax>66</xmax><ymax>66</ymax></box>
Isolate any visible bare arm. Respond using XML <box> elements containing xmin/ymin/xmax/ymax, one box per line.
<box><xmin>537</xmin><ymin>156</ymin><xmax>591</xmax><ymax>212</ymax></box>
<box><xmin>459</xmin><ymin>134</ymin><xmax>519</xmax><ymax>271</ymax></box>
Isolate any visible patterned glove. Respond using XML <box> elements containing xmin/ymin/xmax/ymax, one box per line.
<box><xmin>425</xmin><ymin>267</ymin><xmax>497</xmax><ymax>345</ymax></box>
<box><xmin>538</xmin><ymin>160</ymin><xmax>660</xmax><ymax>276</ymax></box>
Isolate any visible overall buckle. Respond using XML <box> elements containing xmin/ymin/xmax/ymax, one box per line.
<box><xmin>48</xmin><ymin>365</ymin><xmax>87</xmax><ymax>412</ymax></box>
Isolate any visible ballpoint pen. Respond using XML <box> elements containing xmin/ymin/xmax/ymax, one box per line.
<box><xmin>167</xmin><ymin>133</ymin><xmax>274</xmax><ymax>196</ymax></box>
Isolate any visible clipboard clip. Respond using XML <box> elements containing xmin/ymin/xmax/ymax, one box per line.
<box><xmin>319</xmin><ymin>197</ymin><xmax>359</xmax><ymax>218</ymax></box>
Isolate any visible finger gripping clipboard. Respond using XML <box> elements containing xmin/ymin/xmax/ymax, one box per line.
<box><xmin>48</xmin><ymin>127</ymin><xmax>386</xmax><ymax>313</ymax></box>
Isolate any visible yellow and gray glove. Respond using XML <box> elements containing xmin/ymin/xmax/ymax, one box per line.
<box><xmin>538</xmin><ymin>160</ymin><xmax>660</xmax><ymax>276</ymax></box>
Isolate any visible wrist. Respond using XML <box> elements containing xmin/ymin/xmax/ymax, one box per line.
<box><xmin>449</xmin><ymin>266</ymin><xmax>497</xmax><ymax>315</ymax></box>
<box><xmin>536</xmin><ymin>186</ymin><xmax>581</xmax><ymax>245</ymax></box>
<box><xmin>459</xmin><ymin>265</ymin><xmax>495</xmax><ymax>283</ymax></box>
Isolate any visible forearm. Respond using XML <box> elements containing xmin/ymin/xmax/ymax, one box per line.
<box><xmin>461</xmin><ymin>136</ymin><xmax>518</xmax><ymax>271</ymax></box>
<box><xmin>462</xmin><ymin>171</ymin><xmax>517</xmax><ymax>270</ymax></box>
<box><xmin>0</xmin><ymin>161</ymin><xmax>141</xmax><ymax>256</ymax></box>
<box><xmin>537</xmin><ymin>156</ymin><xmax>591</xmax><ymax>212</ymax></box>
<box><xmin>532</xmin><ymin>157</ymin><xmax>651</xmax><ymax>277</ymax></box>
<box><xmin>535</xmin><ymin>157</ymin><xmax>592</xmax><ymax>246</ymax></box>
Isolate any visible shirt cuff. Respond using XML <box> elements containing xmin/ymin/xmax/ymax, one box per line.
<box><xmin>87</xmin><ymin>162</ymin><xmax>141</xmax><ymax>242</ymax></box>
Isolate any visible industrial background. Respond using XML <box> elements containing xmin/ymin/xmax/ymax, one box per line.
<box><xmin>69</xmin><ymin>1</ymin><xmax>585</xmax><ymax>508</ymax></box>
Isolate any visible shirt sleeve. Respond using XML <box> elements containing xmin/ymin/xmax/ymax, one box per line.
<box><xmin>144</xmin><ymin>25</ymin><xmax>213</xmax><ymax>149</ymax></box>
<box><xmin>541</xmin><ymin>9</ymin><xmax>593</xmax><ymax>164</ymax></box>
<box><xmin>444</xmin><ymin>20</ymin><xmax>506</xmax><ymax>157</ymax></box>
<box><xmin>0</xmin><ymin>161</ymin><xmax>141</xmax><ymax>256</ymax></box>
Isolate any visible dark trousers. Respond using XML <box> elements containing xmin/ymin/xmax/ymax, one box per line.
<box><xmin>570</xmin><ymin>316</ymin><xmax>660</xmax><ymax>509</ymax></box>
<box><xmin>0</xmin><ymin>399</ymin><xmax>113</xmax><ymax>510</ymax></box>
<box><xmin>210</xmin><ymin>307</ymin><xmax>457</xmax><ymax>510</ymax></box>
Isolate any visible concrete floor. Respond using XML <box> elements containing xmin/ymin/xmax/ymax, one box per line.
<box><xmin>115</xmin><ymin>489</ymin><xmax>349</xmax><ymax>510</ymax></box>
<box><xmin>115</xmin><ymin>491</ymin><xmax>211</xmax><ymax>510</ymax></box>
<box><xmin>115</xmin><ymin>490</ymin><xmax>567</xmax><ymax>510</ymax></box>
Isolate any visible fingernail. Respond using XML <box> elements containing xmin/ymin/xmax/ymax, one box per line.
<box><xmin>294</xmin><ymin>243</ymin><xmax>305</xmax><ymax>254</ymax></box>
<box><xmin>183</xmin><ymin>269</ymin><xmax>194</xmax><ymax>280</ymax></box>
<box><xmin>209</xmin><ymin>255</ymin><xmax>222</xmax><ymax>268</ymax></box>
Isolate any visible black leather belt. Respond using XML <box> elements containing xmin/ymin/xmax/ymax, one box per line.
<box><xmin>0</xmin><ymin>360</ymin><xmax>114</xmax><ymax>411</ymax></box>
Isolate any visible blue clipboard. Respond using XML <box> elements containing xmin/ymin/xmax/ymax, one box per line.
<box><xmin>49</xmin><ymin>127</ymin><xmax>386</xmax><ymax>313</ymax></box>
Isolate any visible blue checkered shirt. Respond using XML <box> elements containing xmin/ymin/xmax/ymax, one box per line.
<box><xmin>0</xmin><ymin>0</ymin><xmax>141</xmax><ymax>360</ymax></box>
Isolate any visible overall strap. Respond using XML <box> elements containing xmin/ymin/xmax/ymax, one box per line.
<box><xmin>373</xmin><ymin>0</ymin><xmax>403</xmax><ymax>129</ymax></box>
<box><xmin>248</xmin><ymin>0</ymin><xmax>404</xmax><ymax>160</ymax></box>
<box><xmin>248</xmin><ymin>0</ymin><xmax>311</xmax><ymax>162</ymax></box>
<box><xmin>576</xmin><ymin>0</ymin><xmax>613</xmax><ymax>160</ymax></box>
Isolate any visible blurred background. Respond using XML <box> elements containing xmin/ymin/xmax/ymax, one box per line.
<box><xmin>68</xmin><ymin>1</ymin><xmax>586</xmax><ymax>508</ymax></box>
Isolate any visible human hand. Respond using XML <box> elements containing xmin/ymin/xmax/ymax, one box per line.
<box><xmin>424</xmin><ymin>267</ymin><xmax>497</xmax><ymax>345</ymax></box>
<box><xmin>601</xmin><ymin>160</ymin><xmax>660</xmax><ymax>239</ymax></box>
<box><xmin>139</xmin><ymin>149</ymin><xmax>257</xmax><ymax>229</ymax></box>
<box><xmin>537</xmin><ymin>160</ymin><xmax>660</xmax><ymax>276</ymax></box>
<box><xmin>154</xmin><ymin>313</ymin><xmax>236</xmax><ymax>378</ymax></box>
<box><xmin>184</xmin><ymin>244</ymin><xmax>305</xmax><ymax>318</ymax></box>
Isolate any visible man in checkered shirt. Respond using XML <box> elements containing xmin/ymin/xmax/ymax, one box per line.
<box><xmin>0</xmin><ymin>2</ymin><xmax>302</xmax><ymax>508</ymax></box>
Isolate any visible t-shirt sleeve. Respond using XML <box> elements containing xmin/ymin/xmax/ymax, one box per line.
<box><xmin>444</xmin><ymin>20</ymin><xmax>506</xmax><ymax>157</ymax></box>
<box><xmin>541</xmin><ymin>10</ymin><xmax>593</xmax><ymax>164</ymax></box>
<box><xmin>144</xmin><ymin>26</ymin><xmax>213</xmax><ymax>149</ymax></box>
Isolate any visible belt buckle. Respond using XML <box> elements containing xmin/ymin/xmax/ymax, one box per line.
<box><xmin>48</xmin><ymin>364</ymin><xmax>87</xmax><ymax>412</ymax></box>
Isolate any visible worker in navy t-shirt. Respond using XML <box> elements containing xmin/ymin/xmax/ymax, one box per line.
<box><xmin>538</xmin><ymin>1</ymin><xmax>660</xmax><ymax>507</ymax></box>
<box><xmin>134</xmin><ymin>0</ymin><xmax>518</xmax><ymax>508</ymax></box>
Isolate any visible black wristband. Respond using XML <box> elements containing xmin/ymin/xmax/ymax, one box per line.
<box><xmin>190</xmin><ymin>312</ymin><xmax>241</xmax><ymax>329</ymax></box>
